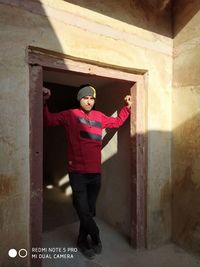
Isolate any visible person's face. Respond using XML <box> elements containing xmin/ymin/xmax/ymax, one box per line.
<box><xmin>80</xmin><ymin>96</ymin><xmax>95</xmax><ymax>112</ymax></box>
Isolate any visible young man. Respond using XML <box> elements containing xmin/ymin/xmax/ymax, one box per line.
<box><xmin>43</xmin><ymin>84</ymin><xmax>132</xmax><ymax>259</ymax></box>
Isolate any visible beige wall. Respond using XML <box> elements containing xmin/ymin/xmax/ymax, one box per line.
<box><xmin>96</xmin><ymin>81</ymin><xmax>132</xmax><ymax>237</ymax></box>
<box><xmin>0</xmin><ymin>1</ymin><xmax>173</xmax><ymax>265</ymax></box>
<box><xmin>172</xmin><ymin>0</ymin><xmax>200</xmax><ymax>254</ymax></box>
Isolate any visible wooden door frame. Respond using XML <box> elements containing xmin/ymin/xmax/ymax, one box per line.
<box><xmin>29</xmin><ymin>64</ymin><xmax>43</xmax><ymax>267</ymax></box>
<box><xmin>28</xmin><ymin>47</ymin><xmax>147</xmax><ymax>255</ymax></box>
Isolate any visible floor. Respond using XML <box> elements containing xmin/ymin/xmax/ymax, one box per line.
<box><xmin>41</xmin><ymin>186</ymin><xmax>200</xmax><ymax>267</ymax></box>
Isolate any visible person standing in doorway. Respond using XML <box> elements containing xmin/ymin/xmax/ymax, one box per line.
<box><xmin>43</xmin><ymin>84</ymin><xmax>132</xmax><ymax>259</ymax></box>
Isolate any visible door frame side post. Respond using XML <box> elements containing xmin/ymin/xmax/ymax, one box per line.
<box><xmin>29</xmin><ymin>64</ymin><xmax>43</xmax><ymax>267</ymax></box>
<box><xmin>130</xmin><ymin>74</ymin><xmax>147</xmax><ymax>249</ymax></box>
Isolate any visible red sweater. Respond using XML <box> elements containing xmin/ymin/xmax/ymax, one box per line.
<box><xmin>43</xmin><ymin>105</ymin><xmax>130</xmax><ymax>173</ymax></box>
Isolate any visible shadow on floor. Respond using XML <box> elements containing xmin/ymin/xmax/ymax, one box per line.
<box><xmin>42</xmin><ymin>218</ymin><xmax>200</xmax><ymax>267</ymax></box>
<box><xmin>43</xmin><ymin>186</ymin><xmax>78</xmax><ymax>232</ymax></box>
<box><xmin>42</xmin><ymin>186</ymin><xmax>200</xmax><ymax>267</ymax></box>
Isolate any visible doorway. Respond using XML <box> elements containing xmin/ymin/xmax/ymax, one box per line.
<box><xmin>28</xmin><ymin>48</ymin><xmax>147</xmax><ymax>265</ymax></box>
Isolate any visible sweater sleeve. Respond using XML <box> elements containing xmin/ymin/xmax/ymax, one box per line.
<box><xmin>101</xmin><ymin>106</ymin><xmax>131</xmax><ymax>129</ymax></box>
<box><xmin>43</xmin><ymin>105</ymin><xmax>69</xmax><ymax>127</ymax></box>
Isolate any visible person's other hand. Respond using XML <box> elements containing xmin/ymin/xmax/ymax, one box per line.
<box><xmin>124</xmin><ymin>95</ymin><xmax>132</xmax><ymax>109</ymax></box>
<box><xmin>43</xmin><ymin>87</ymin><xmax>51</xmax><ymax>102</ymax></box>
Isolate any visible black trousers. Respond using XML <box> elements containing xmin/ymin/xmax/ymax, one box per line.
<box><xmin>69</xmin><ymin>173</ymin><xmax>101</xmax><ymax>244</ymax></box>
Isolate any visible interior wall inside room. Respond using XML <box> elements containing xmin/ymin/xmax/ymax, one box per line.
<box><xmin>43</xmin><ymin>82</ymin><xmax>78</xmax><ymax>188</ymax></box>
<box><xmin>42</xmin><ymin>82</ymin><xmax>79</xmax><ymax>231</ymax></box>
<box><xmin>96</xmin><ymin>81</ymin><xmax>132</xmax><ymax>238</ymax></box>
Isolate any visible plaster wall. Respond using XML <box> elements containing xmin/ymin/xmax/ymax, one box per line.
<box><xmin>0</xmin><ymin>0</ymin><xmax>172</xmax><ymax>265</ymax></box>
<box><xmin>96</xmin><ymin>81</ymin><xmax>131</xmax><ymax>237</ymax></box>
<box><xmin>172</xmin><ymin>0</ymin><xmax>200</xmax><ymax>255</ymax></box>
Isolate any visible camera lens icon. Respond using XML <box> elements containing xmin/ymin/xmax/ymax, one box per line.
<box><xmin>8</xmin><ymin>248</ymin><xmax>28</xmax><ymax>258</ymax></box>
<box><xmin>8</xmin><ymin>249</ymin><xmax>17</xmax><ymax>258</ymax></box>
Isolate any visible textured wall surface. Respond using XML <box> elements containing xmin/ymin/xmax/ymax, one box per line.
<box><xmin>96</xmin><ymin>81</ymin><xmax>132</xmax><ymax>237</ymax></box>
<box><xmin>172</xmin><ymin>0</ymin><xmax>200</xmax><ymax>255</ymax></box>
<box><xmin>0</xmin><ymin>0</ymin><xmax>172</xmax><ymax>265</ymax></box>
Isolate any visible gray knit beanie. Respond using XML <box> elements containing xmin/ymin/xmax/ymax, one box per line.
<box><xmin>77</xmin><ymin>85</ymin><xmax>96</xmax><ymax>101</ymax></box>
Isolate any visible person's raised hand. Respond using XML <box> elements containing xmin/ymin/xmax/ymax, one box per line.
<box><xmin>124</xmin><ymin>95</ymin><xmax>132</xmax><ymax>109</ymax></box>
<box><xmin>43</xmin><ymin>87</ymin><xmax>51</xmax><ymax>103</ymax></box>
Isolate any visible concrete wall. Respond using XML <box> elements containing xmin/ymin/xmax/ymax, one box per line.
<box><xmin>0</xmin><ymin>0</ymin><xmax>172</xmax><ymax>265</ymax></box>
<box><xmin>172</xmin><ymin>0</ymin><xmax>200</xmax><ymax>255</ymax></box>
<box><xmin>96</xmin><ymin>81</ymin><xmax>132</xmax><ymax>237</ymax></box>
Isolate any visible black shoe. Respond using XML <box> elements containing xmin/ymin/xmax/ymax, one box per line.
<box><xmin>92</xmin><ymin>241</ymin><xmax>102</xmax><ymax>254</ymax></box>
<box><xmin>77</xmin><ymin>242</ymin><xmax>95</xmax><ymax>260</ymax></box>
<box><xmin>91</xmin><ymin>235</ymin><xmax>102</xmax><ymax>254</ymax></box>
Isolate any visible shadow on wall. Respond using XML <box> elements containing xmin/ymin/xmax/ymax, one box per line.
<box><xmin>137</xmin><ymin>113</ymin><xmax>200</xmax><ymax>252</ymax></box>
<box><xmin>97</xmin><ymin>84</ymin><xmax>132</xmax><ymax>238</ymax></box>
<box><xmin>63</xmin><ymin>0</ymin><xmax>200</xmax><ymax>38</ymax></box>
<box><xmin>172</xmin><ymin>112</ymin><xmax>200</xmax><ymax>255</ymax></box>
<box><xmin>6</xmin><ymin>0</ymin><xmax>200</xmax><ymax>39</ymax></box>
<box><xmin>173</xmin><ymin>0</ymin><xmax>200</xmax><ymax>37</ymax></box>
<box><xmin>64</xmin><ymin>0</ymin><xmax>173</xmax><ymax>37</ymax></box>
